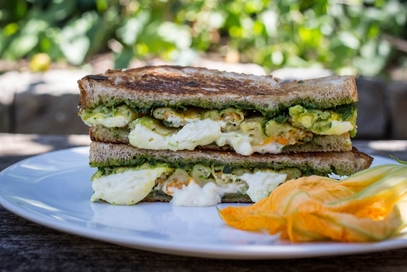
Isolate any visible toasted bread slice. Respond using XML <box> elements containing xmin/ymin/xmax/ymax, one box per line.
<box><xmin>89</xmin><ymin>142</ymin><xmax>373</xmax><ymax>177</ymax></box>
<box><xmin>79</xmin><ymin>66</ymin><xmax>359</xmax><ymax>156</ymax></box>
<box><xmin>78</xmin><ymin>66</ymin><xmax>358</xmax><ymax>116</ymax></box>
<box><xmin>89</xmin><ymin>141</ymin><xmax>373</xmax><ymax>204</ymax></box>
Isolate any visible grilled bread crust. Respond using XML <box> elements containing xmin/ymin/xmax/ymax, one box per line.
<box><xmin>89</xmin><ymin>142</ymin><xmax>373</xmax><ymax>177</ymax></box>
<box><xmin>88</xmin><ymin>125</ymin><xmax>353</xmax><ymax>153</ymax></box>
<box><xmin>78</xmin><ymin>66</ymin><xmax>358</xmax><ymax>116</ymax></box>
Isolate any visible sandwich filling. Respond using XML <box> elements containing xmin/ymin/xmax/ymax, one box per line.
<box><xmin>91</xmin><ymin>163</ymin><xmax>302</xmax><ymax>206</ymax></box>
<box><xmin>80</xmin><ymin>104</ymin><xmax>357</xmax><ymax>155</ymax></box>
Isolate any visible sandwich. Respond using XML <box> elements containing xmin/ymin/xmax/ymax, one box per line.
<box><xmin>78</xmin><ymin>66</ymin><xmax>358</xmax><ymax>155</ymax></box>
<box><xmin>77</xmin><ymin>65</ymin><xmax>373</xmax><ymax>207</ymax></box>
<box><xmin>88</xmin><ymin>141</ymin><xmax>373</xmax><ymax>206</ymax></box>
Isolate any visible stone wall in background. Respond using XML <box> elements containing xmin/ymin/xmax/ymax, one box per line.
<box><xmin>0</xmin><ymin>64</ymin><xmax>406</xmax><ymax>139</ymax></box>
<box><xmin>0</xmin><ymin>70</ymin><xmax>89</xmax><ymax>135</ymax></box>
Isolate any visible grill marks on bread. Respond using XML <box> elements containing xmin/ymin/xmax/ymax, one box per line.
<box><xmin>81</xmin><ymin>65</ymin><xmax>280</xmax><ymax>102</ymax></box>
<box><xmin>107</xmin><ymin>65</ymin><xmax>280</xmax><ymax>96</ymax></box>
<box><xmin>78</xmin><ymin>66</ymin><xmax>357</xmax><ymax>114</ymax></box>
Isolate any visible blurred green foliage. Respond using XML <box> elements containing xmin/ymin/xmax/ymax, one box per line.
<box><xmin>1</xmin><ymin>0</ymin><xmax>406</xmax><ymax>75</ymax></box>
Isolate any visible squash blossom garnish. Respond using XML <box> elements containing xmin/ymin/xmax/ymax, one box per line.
<box><xmin>219</xmin><ymin>159</ymin><xmax>407</xmax><ymax>242</ymax></box>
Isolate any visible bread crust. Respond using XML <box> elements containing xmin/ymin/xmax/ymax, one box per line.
<box><xmin>78</xmin><ymin>66</ymin><xmax>358</xmax><ymax>116</ymax></box>
<box><xmin>89</xmin><ymin>142</ymin><xmax>373</xmax><ymax>177</ymax></box>
<box><xmin>89</xmin><ymin>142</ymin><xmax>372</xmax><ymax>204</ymax></box>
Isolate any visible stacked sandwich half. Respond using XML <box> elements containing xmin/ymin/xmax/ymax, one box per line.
<box><xmin>78</xmin><ymin>65</ymin><xmax>373</xmax><ymax>206</ymax></box>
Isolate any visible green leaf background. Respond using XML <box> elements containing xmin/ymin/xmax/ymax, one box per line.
<box><xmin>1</xmin><ymin>0</ymin><xmax>406</xmax><ymax>76</ymax></box>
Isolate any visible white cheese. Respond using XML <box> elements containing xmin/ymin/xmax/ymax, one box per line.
<box><xmin>216</xmin><ymin>132</ymin><xmax>253</xmax><ymax>155</ymax></box>
<box><xmin>321</xmin><ymin>120</ymin><xmax>354</xmax><ymax>135</ymax></box>
<box><xmin>168</xmin><ymin>120</ymin><xmax>222</xmax><ymax>150</ymax></box>
<box><xmin>85</xmin><ymin>114</ymin><xmax>131</xmax><ymax>128</ymax></box>
<box><xmin>239</xmin><ymin>171</ymin><xmax>287</xmax><ymax>202</ymax></box>
<box><xmin>129</xmin><ymin>119</ymin><xmax>222</xmax><ymax>151</ymax></box>
<box><xmin>216</xmin><ymin>133</ymin><xmax>284</xmax><ymax>155</ymax></box>
<box><xmin>166</xmin><ymin>171</ymin><xmax>286</xmax><ymax>206</ymax></box>
<box><xmin>128</xmin><ymin>124</ymin><xmax>170</xmax><ymax>150</ymax></box>
<box><xmin>168</xmin><ymin>181</ymin><xmax>222</xmax><ymax>207</ymax></box>
<box><xmin>92</xmin><ymin>166</ymin><xmax>287</xmax><ymax>206</ymax></box>
<box><xmin>129</xmin><ymin>118</ymin><xmax>288</xmax><ymax>155</ymax></box>
<box><xmin>81</xmin><ymin>105</ymin><xmax>136</xmax><ymax>128</ymax></box>
<box><xmin>252</xmin><ymin>141</ymin><xmax>284</xmax><ymax>154</ymax></box>
<box><xmin>167</xmin><ymin>180</ymin><xmax>244</xmax><ymax>207</ymax></box>
<box><xmin>91</xmin><ymin>167</ymin><xmax>168</xmax><ymax>205</ymax></box>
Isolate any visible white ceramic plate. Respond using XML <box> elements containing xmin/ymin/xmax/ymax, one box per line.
<box><xmin>0</xmin><ymin>147</ymin><xmax>406</xmax><ymax>259</ymax></box>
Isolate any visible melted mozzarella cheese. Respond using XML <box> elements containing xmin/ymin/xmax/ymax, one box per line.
<box><xmin>251</xmin><ymin>142</ymin><xmax>285</xmax><ymax>154</ymax></box>
<box><xmin>216</xmin><ymin>132</ymin><xmax>284</xmax><ymax>155</ymax></box>
<box><xmin>91</xmin><ymin>167</ymin><xmax>168</xmax><ymax>205</ymax></box>
<box><xmin>215</xmin><ymin>132</ymin><xmax>253</xmax><ymax>155</ymax></box>
<box><xmin>166</xmin><ymin>171</ymin><xmax>286</xmax><ymax>206</ymax></box>
<box><xmin>92</xmin><ymin>166</ymin><xmax>288</xmax><ymax>206</ymax></box>
<box><xmin>81</xmin><ymin>105</ymin><xmax>137</xmax><ymax>128</ymax></box>
<box><xmin>239</xmin><ymin>171</ymin><xmax>287</xmax><ymax>202</ymax></box>
<box><xmin>85</xmin><ymin>114</ymin><xmax>131</xmax><ymax>128</ymax></box>
<box><xmin>129</xmin><ymin>119</ymin><xmax>222</xmax><ymax>151</ymax></box>
<box><xmin>168</xmin><ymin>181</ymin><xmax>222</xmax><ymax>207</ymax></box>
<box><xmin>129</xmin><ymin>118</ymin><xmax>288</xmax><ymax>155</ymax></box>
<box><xmin>321</xmin><ymin>121</ymin><xmax>354</xmax><ymax>135</ymax></box>
<box><xmin>168</xmin><ymin>120</ymin><xmax>222</xmax><ymax>149</ymax></box>
<box><xmin>167</xmin><ymin>180</ymin><xmax>244</xmax><ymax>207</ymax></box>
<box><xmin>128</xmin><ymin>124</ymin><xmax>170</xmax><ymax>150</ymax></box>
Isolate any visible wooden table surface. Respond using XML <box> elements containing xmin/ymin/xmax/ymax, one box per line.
<box><xmin>1</xmin><ymin>133</ymin><xmax>407</xmax><ymax>271</ymax></box>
